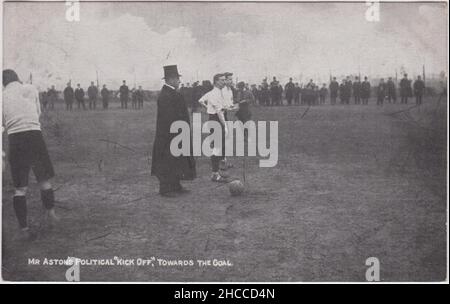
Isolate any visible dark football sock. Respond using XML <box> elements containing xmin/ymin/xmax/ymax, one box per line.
<box><xmin>13</xmin><ymin>195</ymin><xmax>27</xmax><ymax>229</ymax></box>
<box><xmin>41</xmin><ymin>189</ymin><xmax>55</xmax><ymax>210</ymax></box>
<box><xmin>211</xmin><ymin>156</ymin><xmax>220</xmax><ymax>172</ymax></box>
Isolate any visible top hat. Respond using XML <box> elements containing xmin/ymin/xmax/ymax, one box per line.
<box><xmin>162</xmin><ymin>65</ymin><xmax>181</xmax><ymax>79</ymax></box>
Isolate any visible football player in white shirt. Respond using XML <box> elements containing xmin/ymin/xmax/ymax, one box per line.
<box><xmin>198</xmin><ymin>74</ymin><xmax>230</xmax><ymax>182</ymax></box>
<box><xmin>2</xmin><ymin>69</ymin><xmax>59</xmax><ymax>241</ymax></box>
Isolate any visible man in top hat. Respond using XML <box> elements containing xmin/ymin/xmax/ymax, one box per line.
<box><xmin>151</xmin><ymin>65</ymin><xmax>196</xmax><ymax>197</ymax></box>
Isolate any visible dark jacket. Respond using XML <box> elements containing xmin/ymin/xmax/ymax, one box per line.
<box><xmin>64</xmin><ymin>87</ymin><xmax>74</xmax><ymax>102</ymax></box>
<box><xmin>151</xmin><ymin>85</ymin><xmax>196</xmax><ymax>180</ymax></box>
<box><xmin>270</xmin><ymin>82</ymin><xmax>279</xmax><ymax>99</ymax></box>
<box><xmin>101</xmin><ymin>88</ymin><xmax>109</xmax><ymax>100</ymax></box>
<box><xmin>75</xmin><ymin>88</ymin><xmax>85</xmax><ymax>101</ymax></box>
<box><xmin>329</xmin><ymin>81</ymin><xmax>339</xmax><ymax>98</ymax></box>
<box><xmin>400</xmin><ymin>78</ymin><xmax>412</xmax><ymax>97</ymax></box>
<box><xmin>413</xmin><ymin>80</ymin><xmax>425</xmax><ymax>96</ymax></box>
<box><xmin>361</xmin><ymin>81</ymin><xmax>371</xmax><ymax>98</ymax></box>
<box><xmin>353</xmin><ymin>81</ymin><xmax>361</xmax><ymax>96</ymax></box>
<box><xmin>119</xmin><ymin>85</ymin><xmax>129</xmax><ymax>99</ymax></box>
<box><xmin>345</xmin><ymin>81</ymin><xmax>353</xmax><ymax>97</ymax></box>
<box><xmin>88</xmin><ymin>85</ymin><xmax>98</xmax><ymax>99</ymax></box>
<box><xmin>377</xmin><ymin>82</ymin><xmax>386</xmax><ymax>98</ymax></box>
<box><xmin>387</xmin><ymin>80</ymin><xmax>396</xmax><ymax>95</ymax></box>
<box><xmin>47</xmin><ymin>88</ymin><xmax>58</xmax><ymax>102</ymax></box>
<box><xmin>137</xmin><ymin>89</ymin><xmax>144</xmax><ymax>102</ymax></box>
<box><xmin>284</xmin><ymin>82</ymin><xmax>295</xmax><ymax>99</ymax></box>
<box><xmin>339</xmin><ymin>83</ymin><xmax>346</xmax><ymax>98</ymax></box>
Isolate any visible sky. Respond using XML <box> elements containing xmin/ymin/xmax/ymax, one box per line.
<box><xmin>3</xmin><ymin>1</ymin><xmax>448</xmax><ymax>90</ymax></box>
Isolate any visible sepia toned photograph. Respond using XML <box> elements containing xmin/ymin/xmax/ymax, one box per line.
<box><xmin>1</xmin><ymin>0</ymin><xmax>448</xmax><ymax>283</ymax></box>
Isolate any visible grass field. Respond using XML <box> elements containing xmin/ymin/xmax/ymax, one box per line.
<box><xmin>2</xmin><ymin>95</ymin><xmax>447</xmax><ymax>282</ymax></box>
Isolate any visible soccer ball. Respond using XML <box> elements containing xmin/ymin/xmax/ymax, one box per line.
<box><xmin>229</xmin><ymin>180</ymin><xmax>244</xmax><ymax>196</ymax></box>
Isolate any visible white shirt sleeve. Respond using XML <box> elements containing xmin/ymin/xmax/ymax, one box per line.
<box><xmin>198</xmin><ymin>92</ymin><xmax>208</xmax><ymax>107</ymax></box>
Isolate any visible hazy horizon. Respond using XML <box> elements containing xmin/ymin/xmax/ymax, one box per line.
<box><xmin>3</xmin><ymin>1</ymin><xmax>448</xmax><ymax>90</ymax></box>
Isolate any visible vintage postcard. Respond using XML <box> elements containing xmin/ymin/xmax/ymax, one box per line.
<box><xmin>1</xmin><ymin>0</ymin><xmax>448</xmax><ymax>284</ymax></box>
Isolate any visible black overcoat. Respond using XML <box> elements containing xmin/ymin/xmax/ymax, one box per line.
<box><xmin>151</xmin><ymin>85</ymin><xmax>196</xmax><ymax>180</ymax></box>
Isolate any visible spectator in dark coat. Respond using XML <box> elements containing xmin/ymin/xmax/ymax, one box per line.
<box><xmin>151</xmin><ymin>65</ymin><xmax>196</xmax><ymax>197</ymax></box>
<box><xmin>353</xmin><ymin>77</ymin><xmax>361</xmax><ymax>104</ymax></box>
<box><xmin>400</xmin><ymin>74</ymin><xmax>412</xmax><ymax>104</ymax></box>
<box><xmin>386</xmin><ymin>77</ymin><xmax>397</xmax><ymax>103</ymax></box>
<box><xmin>284</xmin><ymin>78</ymin><xmax>295</xmax><ymax>106</ymax></box>
<box><xmin>377</xmin><ymin>78</ymin><xmax>386</xmax><ymax>105</ymax></box>
<box><xmin>319</xmin><ymin>84</ymin><xmax>328</xmax><ymax>104</ymax></box>
<box><xmin>294</xmin><ymin>83</ymin><xmax>301</xmax><ymax>105</ymax></box>
<box><xmin>47</xmin><ymin>86</ymin><xmax>58</xmax><ymax>110</ymax></box>
<box><xmin>339</xmin><ymin>80</ymin><xmax>346</xmax><ymax>104</ymax></box>
<box><xmin>74</xmin><ymin>84</ymin><xmax>86</xmax><ymax>110</ymax></box>
<box><xmin>101</xmin><ymin>85</ymin><xmax>109</xmax><ymax>109</ymax></box>
<box><xmin>87</xmin><ymin>82</ymin><xmax>98</xmax><ymax>110</ymax></box>
<box><xmin>329</xmin><ymin>77</ymin><xmax>339</xmax><ymax>105</ymax></box>
<box><xmin>361</xmin><ymin>76</ymin><xmax>371</xmax><ymax>105</ymax></box>
<box><xmin>413</xmin><ymin>76</ymin><xmax>426</xmax><ymax>105</ymax></box>
<box><xmin>137</xmin><ymin>86</ymin><xmax>145</xmax><ymax>109</ymax></box>
<box><xmin>64</xmin><ymin>82</ymin><xmax>74</xmax><ymax>111</ymax></box>
<box><xmin>119</xmin><ymin>80</ymin><xmax>129</xmax><ymax>109</ymax></box>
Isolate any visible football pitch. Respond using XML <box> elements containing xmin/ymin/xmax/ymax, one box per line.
<box><xmin>2</xmin><ymin>96</ymin><xmax>447</xmax><ymax>282</ymax></box>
